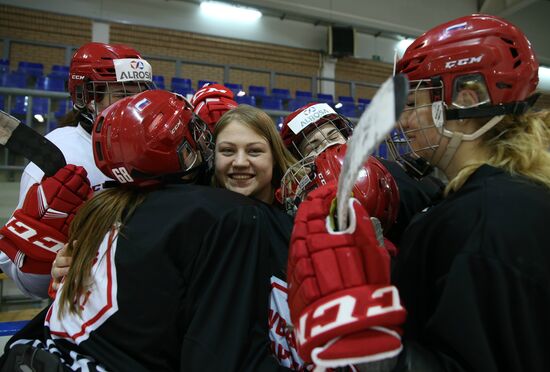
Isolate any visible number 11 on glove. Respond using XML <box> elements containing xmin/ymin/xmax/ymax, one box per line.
<box><xmin>287</xmin><ymin>183</ymin><xmax>406</xmax><ymax>369</ymax></box>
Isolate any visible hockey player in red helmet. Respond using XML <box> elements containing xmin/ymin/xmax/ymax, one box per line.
<box><xmin>94</xmin><ymin>89</ymin><xmax>214</xmax><ymax>186</ymax></box>
<box><xmin>286</xmin><ymin>14</ymin><xmax>550</xmax><ymax>372</ymax></box>
<box><xmin>280</xmin><ymin>101</ymin><xmax>443</xmax><ymax>245</ymax></box>
<box><xmin>69</xmin><ymin>42</ymin><xmax>155</xmax><ymax>130</ymax></box>
<box><xmin>280</xmin><ymin>102</ymin><xmax>353</xmax><ymax>158</ymax></box>
<box><xmin>1</xmin><ymin>89</ymin><xmax>300</xmax><ymax>371</ymax></box>
<box><xmin>281</xmin><ymin>143</ymin><xmax>399</xmax><ymax>232</ymax></box>
<box><xmin>0</xmin><ymin>42</ymin><xmax>154</xmax><ymax>299</ymax></box>
<box><xmin>190</xmin><ymin>83</ymin><xmax>238</xmax><ymax>132</ymax></box>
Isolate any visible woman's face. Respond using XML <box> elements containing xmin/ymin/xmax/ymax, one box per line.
<box><xmin>399</xmin><ymin>89</ymin><xmax>442</xmax><ymax>159</ymax></box>
<box><xmin>298</xmin><ymin>122</ymin><xmax>346</xmax><ymax>158</ymax></box>
<box><xmin>215</xmin><ymin>121</ymin><xmax>274</xmax><ymax>203</ymax></box>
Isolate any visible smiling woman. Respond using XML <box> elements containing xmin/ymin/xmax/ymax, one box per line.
<box><xmin>213</xmin><ymin>105</ymin><xmax>297</xmax><ymax>205</ymax></box>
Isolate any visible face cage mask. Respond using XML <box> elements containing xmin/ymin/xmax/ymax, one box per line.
<box><xmin>189</xmin><ymin>114</ymin><xmax>215</xmax><ymax>172</ymax></box>
<box><xmin>77</xmin><ymin>80</ymin><xmax>156</xmax><ymax>125</ymax></box>
<box><xmin>280</xmin><ymin>154</ymin><xmax>322</xmax><ymax>215</ymax></box>
<box><xmin>386</xmin><ymin>79</ymin><xmax>446</xmax><ymax>178</ymax></box>
<box><xmin>290</xmin><ymin>115</ymin><xmax>353</xmax><ymax>159</ymax></box>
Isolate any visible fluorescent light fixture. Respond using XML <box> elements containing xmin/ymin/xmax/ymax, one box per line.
<box><xmin>236</xmin><ymin>90</ymin><xmax>246</xmax><ymax>97</ymax></box>
<box><xmin>334</xmin><ymin>102</ymin><xmax>343</xmax><ymax>109</ymax></box>
<box><xmin>200</xmin><ymin>1</ymin><xmax>262</xmax><ymax>22</ymax></box>
<box><xmin>538</xmin><ymin>66</ymin><xmax>550</xmax><ymax>92</ymax></box>
<box><xmin>34</xmin><ymin>114</ymin><xmax>44</xmax><ymax>123</ymax></box>
<box><xmin>395</xmin><ymin>38</ymin><xmax>414</xmax><ymax>58</ymax></box>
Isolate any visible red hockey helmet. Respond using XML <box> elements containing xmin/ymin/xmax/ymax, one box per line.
<box><xmin>396</xmin><ymin>14</ymin><xmax>538</xmax><ymax>107</ymax></box>
<box><xmin>389</xmin><ymin>14</ymin><xmax>539</xmax><ymax>177</ymax></box>
<box><xmin>92</xmin><ymin>90</ymin><xmax>214</xmax><ymax>186</ymax></box>
<box><xmin>69</xmin><ymin>42</ymin><xmax>155</xmax><ymax>111</ymax></box>
<box><xmin>281</xmin><ymin>143</ymin><xmax>399</xmax><ymax>232</ymax></box>
<box><xmin>280</xmin><ymin>102</ymin><xmax>353</xmax><ymax>159</ymax></box>
<box><xmin>190</xmin><ymin>83</ymin><xmax>238</xmax><ymax>132</ymax></box>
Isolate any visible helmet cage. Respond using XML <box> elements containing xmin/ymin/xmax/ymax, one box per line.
<box><xmin>84</xmin><ymin>80</ymin><xmax>156</xmax><ymax>115</ymax></box>
<box><xmin>289</xmin><ymin>114</ymin><xmax>353</xmax><ymax>159</ymax></box>
<box><xmin>281</xmin><ymin>154</ymin><xmax>319</xmax><ymax>215</ymax></box>
<box><xmin>189</xmin><ymin>113</ymin><xmax>215</xmax><ymax>170</ymax></box>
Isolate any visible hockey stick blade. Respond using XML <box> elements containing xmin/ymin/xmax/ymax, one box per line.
<box><xmin>336</xmin><ymin>74</ymin><xmax>408</xmax><ymax>230</ymax></box>
<box><xmin>0</xmin><ymin>110</ymin><xmax>66</xmax><ymax>177</ymax></box>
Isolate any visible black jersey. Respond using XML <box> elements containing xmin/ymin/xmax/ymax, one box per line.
<box><xmin>379</xmin><ymin>159</ymin><xmax>444</xmax><ymax>245</ymax></box>
<box><xmin>4</xmin><ymin>184</ymin><xmax>294</xmax><ymax>372</ymax></box>
<box><xmin>392</xmin><ymin>165</ymin><xmax>550</xmax><ymax>372</ymax></box>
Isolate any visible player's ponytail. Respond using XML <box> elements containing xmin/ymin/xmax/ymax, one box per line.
<box><xmin>58</xmin><ymin>187</ymin><xmax>148</xmax><ymax>316</ymax></box>
<box><xmin>446</xmin><ymin>109</ymin><xmax>550</xmax><ymax>194</ymax></box>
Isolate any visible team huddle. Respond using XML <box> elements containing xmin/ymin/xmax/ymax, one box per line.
<box><xmin>1</xmin><ymin>13</ymin><xmax>549</xmax><ymax>372</ymax></box>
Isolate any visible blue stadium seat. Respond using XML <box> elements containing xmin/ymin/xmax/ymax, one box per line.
<box><xmin>271</xmin><ymin>88</ymin><xmax>291</xmax><ymax>99</ymax></box>
<box><xmin>37</xmin><ymin>76</ymin><xmax>66</xmax><ymax>92</ymax></box>
<box><xmin>5</xmin><ymin>71</ymin><xmax>26</xmax><ymax>88</ymax></box>
<box><xmin>335</xmin><ymin>102</ymin><xmax>357</xmax><ymax>118</ymax></box>
<box><xmin>287</xmin><ymin>97</ymin><xmax>312</xmax><ymax>112</ymax></box>
<box><xmin>317</xmin><ymin>93</ymin><xmax>334</xmax><ymax>104</ymax></box>
<box><xmin>356</xmin><ymin>102</ymin><xmax>367</xmax><ymax>116</ymax></box>
<box><xmin>224</xmin><ymin>82</ymin><xmax>243</xmax><ymax>95</ymax></box>
<box><xmin>0</xmin><ymin>59</ymin><xmax>9</xmax><ymax>74</ymax></box>
<box><xmin>296</xmin><ymin>90</ymin><xmax>313</xmax><ymax>99</ymax></box>
<box><xmin>4</xmin><ymin>72</ymin><xmax>29</xmax><ymax>115</ymax></box>
<box><xmin>260</xmin><ymin>96</ymin><xmax>283</xmax><ymax>110</ymax></box>
<box><xmin>358</xmin><ymin>98</ymin><xmax>371</xmax><ymax>105</ymax></box>
<box><xmin>152</xmin><ymin>75</ymin><xmax>165</xmax><ymax>89</ymax></box>
<box><xmin>235</xmin><ymin>95</ymin><xmax>256</xmax><ymax>106</ymax></box>
<box><xmin>18</xmin><ymin>61</ymin><xmax>44</xmax><ymax>87</ymax></box>
<box><xmin>0</xmin><ymin>70</ymin><xmax>7</xmax><ymax>110</ymax></box>
<box><xmin>197</xmin><ymin>80</ymin><xmax>217</xmax><ymax>89</ymax></box>
<box><xmin>171</xmin><ymin>77</ymin><xmax>192</xmax><ymax>91</ymax></box>
<box><xmin>50</xmin><ymin>65</ymin><xmax>69</xmax><ymax>78</ymax></box>
<box><xmin>55</xmin><ymin>99</ymin><xmax>73</xmax><ymax>119</ymax></box>
<box><xmin>249</xmin><ymin>85</ymin><xmax>268</xmax><ymax>97</ymax></box>
<box><xmin>172</xmin><ymin>87</ymin><xmax>195</xmax><ymax>99</ymax></box>
<box><xmin>377</xmin><ymin>142</ymin><xmax>388</xmax><ymax>159</ymax></box>
<box><xmin>338</xmin><ymin>96</ymin><xmax>355</xmax><ymax>103</ymax></box>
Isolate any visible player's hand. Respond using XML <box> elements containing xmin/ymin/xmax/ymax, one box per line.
<box><xmin>287</xmin><ymin>183</ymin><xmax>406</xmax><ymax>368</ymax></box>
<box><xmin>49</xmin><ymin>242</ymin><xmax>73</xmax><ymax>295</ymax></box>
<box><xmin>0</xmin><ymin>165</ymin><xmax>92</xmax><ymax>274</ymax></box>
<box><xmin>191</xmin><ymin>84</ymin><xmax>237</xmax><ymax>130</ymax></box>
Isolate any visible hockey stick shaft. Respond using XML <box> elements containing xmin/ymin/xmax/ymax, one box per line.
<box><xmin>336</xmin><ymin>74</ymin><xmax>408</xmax><ymax>230</ymax></box>
<box><xmin>0</xmin><ymin>110</ymin><xmax>66</xmax><ymax>177</ymax></box>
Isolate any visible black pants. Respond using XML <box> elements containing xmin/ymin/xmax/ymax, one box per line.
<box><xmin>0</xmin><ymin>344</ymin><xmax>67</xmax><ymax>372</ymax></box>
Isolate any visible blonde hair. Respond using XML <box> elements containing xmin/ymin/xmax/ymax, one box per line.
<box><xmin>213</xmin><ymin>104</ymin><xmax>298</xmax><ymax>188</ymax></box>
<box><xmin>58</xmin><ymin>187</ymin><xmax>148</xmax><ymax>316</ymax></box>
<box><xmin>446</xmin><ymin>110</ymin><xmax>550</xmax><ymax>194</ymax></box>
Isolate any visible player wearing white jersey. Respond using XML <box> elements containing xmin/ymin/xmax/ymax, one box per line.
<box><xmin>0</xmin><ymin>42</ymin><xmax>154</xmax><ymax>298</ymax></box>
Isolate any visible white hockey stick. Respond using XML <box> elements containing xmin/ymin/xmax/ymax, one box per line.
<box><xmin>0</xmin><ymin>110</ymin><xmax>66</xmax><ymax>177</ymax></box>
<box><xmin>336</xmin><ymin>74</ymin><xmax>408</xmax><ymax>230</ymax></box>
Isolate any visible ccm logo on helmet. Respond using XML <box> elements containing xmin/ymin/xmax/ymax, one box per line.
<box><xmin>71</xmin><ymin>74</ymin><xmax>86</xmax><ymax>80</ymax></box>
<box><xmin>445</xmin><ymin>55</ymin><xmax>483</xmax><ymax>69</ymax></box>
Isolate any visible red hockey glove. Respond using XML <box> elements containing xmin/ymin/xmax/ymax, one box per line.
<box><xmin>191</xmin><ymin>84</ymin><xmax>237</xmax><ymax>131</ymax></box>
<box><xmin>287</xmin><ymin>183</ymin><xmax>406</xmax><ymax>369</ymax></box>
<box><xmin>0</xmin><ymin>165</ymin><xmax>92</xmax><ymax>274</ymax></box>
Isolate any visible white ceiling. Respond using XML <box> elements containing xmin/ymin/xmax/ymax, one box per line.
<box><xmin>220</xmin><ymin>0</ymin><xmax>550</xmax><ymax>64</ymax></box>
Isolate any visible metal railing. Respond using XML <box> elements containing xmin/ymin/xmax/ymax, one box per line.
<box><xmin>1</xmin><ymin>38</ymin><xmax>382</xmax><ymax>99</ymax></box>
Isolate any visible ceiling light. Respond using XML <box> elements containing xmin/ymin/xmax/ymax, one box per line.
<box><xmin>200</xmin><ymin>1</ymin><xmax>262</xmax><ymax>22</ymax></box>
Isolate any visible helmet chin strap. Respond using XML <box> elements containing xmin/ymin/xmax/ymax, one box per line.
<box><xmin>431</xmin><ymin>101</ymin><xmax>505</xmax><ymax>171</ymax></box>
